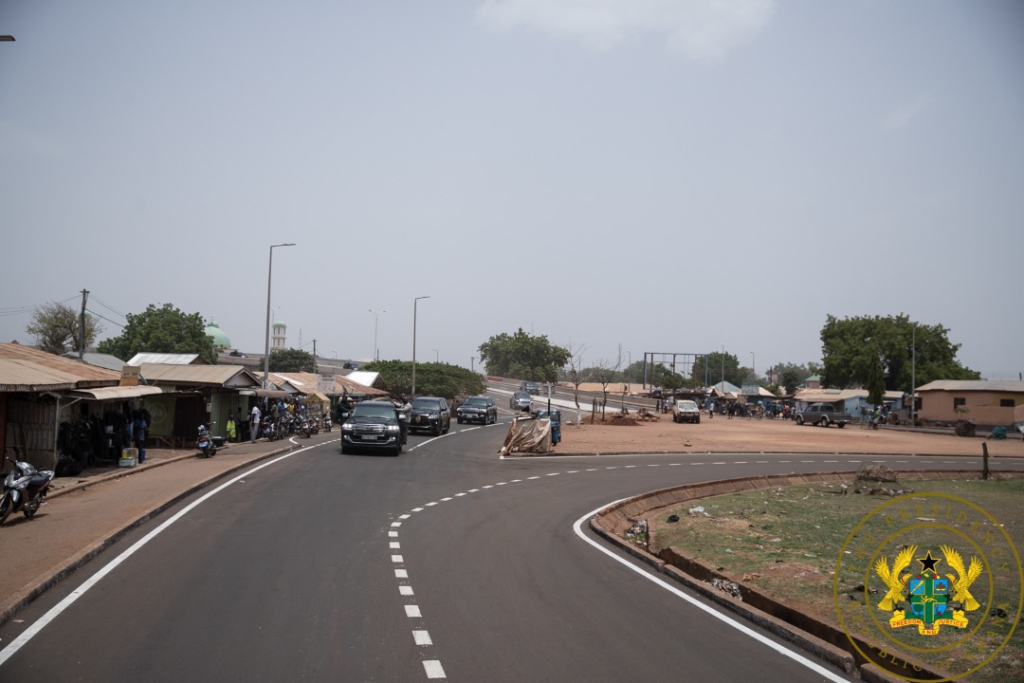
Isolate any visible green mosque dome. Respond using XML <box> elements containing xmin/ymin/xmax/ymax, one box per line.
<box><xmin>205</xmin><ymin>321</ymin><xmax>232</xmax><ymax>348</ymax></box>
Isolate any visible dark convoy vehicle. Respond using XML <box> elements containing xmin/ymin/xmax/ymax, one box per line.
<box><xmin>457</xmin><ymin>396</ymin><xmax>497</xmax><ymax>424</ymax></box>
<box><xmin>409</xmin><ymin>397</ymin><xmax>451</xmax><ymax>436</ymax></box>
<box><xmin>795</xmin><ymin>403</ymin><xmax>851</xmax><ymax>428</ymax></box>
<box><xmin>340</xmin><ymin>401</ymin><xmax>407</xmax><ymax>455</ymax></box>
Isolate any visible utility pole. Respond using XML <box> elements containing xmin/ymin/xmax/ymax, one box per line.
<box><xmin>79</xmin><ymin>289</ymin><xmax>89</xmax><ymax>360</ymax></box>
<box><xmin>312</xmin><ymin>339</ymin><xmax>317</xmax><ymax>373</ymax></box>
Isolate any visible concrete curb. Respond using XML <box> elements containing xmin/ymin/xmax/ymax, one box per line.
<box><xmin>588</xmin><ymin>470</ymin><xmax>1011</xmax><ymax>681</ymax></box>
<box><xmin>0</xmin><ymin>444</ymin><xmax>297</xmax><ymax>628</ymax></box>
<box><xmin>534</xmin><ymin>449</ymin><xmax>1024</xmax><ymax>459</ymax></box>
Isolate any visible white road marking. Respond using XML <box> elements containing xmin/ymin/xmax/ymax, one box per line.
<box><xmin>668</xmin><ymin>463</ymin><xmax>681</xmax><ymax>467</ymax></box>
<box><xmin>713</xmin><ymin>462</ymin><xmax>726</xmax><ymax>465</ymax></box>
<box><xmin>547</xmin><ymin>473</ymin><xmax>559</xmax><ymax>477</ymax></box>
<box><xmin>511</xmin><ymin>479</ymin><xmax>522</xmax><ymax>482</ymax></box>
<box><xmin>778</xmin><ymin>460</ymin><xmax>790</xmax><ymax>463</ymax></box>
<box><xmin>824</xmin><ymin>460</ymin><xmax>837</xmax><ymax>463</ymax></box>
<box><xmin>573</xmin><ymin>504</ymin><xmax>849</xmax><ymax>683</ymax></box>
<box><xmin>400</xmin><ymin>586</ymin><xmax>414</xmax><ymax>596</ymax></box>
<box><xmin>691</xmin><ymin>462</ymin><xmax>703</xmax><ymax>466</ymax></box>
<box><xmin>412</xmin><ymin>507</ymin><xmax>424</xmax><ymax>512</ymax></box>
<box><xmin>496</xmin><ymin>482</ymin><xmax>507</xmax><ymax>486</ymax></box>
<box><xmin>455</xmin><ymin>492</ymin><xmax>466</xmax><ymax>497</ymax></box>
<box><xmin>647</xmin><ymin>464</ymin><xmax>660</xmax><ymax>468</ymax></box>
<box><xmin>756</xmin><ymin>461</ymin><xmax>769</xmax><ymax>464</ymax></box>
<box><xmin>389</xmin><ymin>531</ymin><xmax>398</xmax><ymax>538</ymax></box>
<box><xmin>423</xmin><ymin>660</ymin><xmax>446</xmax><ymax>679</ymax></box>
<box><xmin>625</xmin><ymin>465</ymin><xmax>637</xmax><ymax>469</ymax></box>
<box><xmin>391</xmin><ymin>522</ymin><xmax>402</xmax><ymax>527</ymax></box>
<box><xmin>482</xmin><ymin>485</ymin><xmax>494</xmax><ymax>489</ymax></box>
<box><xmin>733</xmin><ymin>461</ymin><xmax>747</xmax><ymax>464</ymax></box>
<box><xmin>0</xmin><ymin>440</ymin><xmax>326</xmax><ymax>667</ymax></box>
<box><xmin>800</xmin><ymin>461</ymin><xmax>814</xmax><ymax>463</ymax></box>
<box><xmin>441</xmin><ymin>497</ymin><xmax>453</xmax><ymax>501</ymax></box>
<box><xmin>400</xmin><ymin>514</ymin><xmax>411</xmax><ymax>519</ymax></box>
<box><xmin>468</xmin><ymin>488</ymin><xmax>480</xmax><ymax>492</ymax></box>
<box><xmin>426</xmin><ymin>502</ymin><xmax>438</xmax><ymax>506</ymax></box>
<box><xmin>405</xmin><ymin>605</ymin><xmax>421</xmax><ymax>618</ymax></box>
<box><xmin>528</xmin><ymin>476</ymin><xmax>540</xmax><ymax>480</ymax></box>
<box><xmin>390</xmin><ymin>542</ymin><xmax>400</xmax><ymax>549</ymax></box>
<box><xmin>461</xmin><ymin>427</ymin><xmax>481</xmax><ymax>432</ymax></box>
<box><xmin>391</xmin><ymin>555</ymin><xmax>404</xmax><ymax>563</ymax></box>
<box><xmin>395</xmin><ymin>569</ymin><xmax>408</xmax><ymax>578</ymax></box>
<box><xmin>413</xmin><ymin>630</ymin><xmax>433</xmax><ymax>646</ymax></box>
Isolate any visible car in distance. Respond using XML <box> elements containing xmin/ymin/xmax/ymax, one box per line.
<box><xmin>457</xmin><ymin>396</ymin><xmax>497</xmax><ymax>424</ymax></box>
<box><xmin>520</xmin><ymin>381</ymin><xmax>540</xmax><ymax>395</ymax></box>
<box><xmin>409</xmin><ymin>396</ymin><xmax>451</xmax><ymax>436</ymax></box>
<box><xmin>510</xmin><ymin>391</ymin><xmax>533</xmax><ymax>412</ymax></box>
<box><xmin>340</xmin><ymin>401</ymin><xmax>406</xmax><ymax>455</ymax></box>
<box><xmin>672</xmin><ymin>399</ymin><xmax>701</xmax><ymax>424</ymax></box>
<box><xmin>795</xmin><ymin>403</ymin><xmax>851</xmax><ymax>428</ymax></box>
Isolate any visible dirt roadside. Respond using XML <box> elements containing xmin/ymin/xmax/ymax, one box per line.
<box><xmin>550</xmin><ymin>415</ymin><xmax>1024</xmax><ymax>457</ymax></box>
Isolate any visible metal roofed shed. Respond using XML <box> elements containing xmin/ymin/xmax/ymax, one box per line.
<box><xmin>0</xmin><ymin>343</ymin><xmax>120</xmax><ymax>392</ymax></box>
<box><xmin>127</xmin><ymin>353</ymin><xmax>208</xmax><ymax>366</ymax></box>
<box><xmin>72</xmin><ymin>386</ymin><xmax>165</xmax><ymax>401</ymax></box>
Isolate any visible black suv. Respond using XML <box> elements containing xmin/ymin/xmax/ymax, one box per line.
<box><xmin>409</xmin><ymin>397</ymin><xmax>451</xmax><ymax>436</ymax></box>
<box><xmin>520</xmin><ymin>381</ymin><xmax>540</xmax><ymax>395</ymax></box>
<box><xmin>456</xmin><ymin>396</ymin><xmax>497</xmax><ymax>424</ymax></box>
<box><xmin>340</xmin><ymin>401</ymin><xmax>407</xmax><ymax>456</ymax></box>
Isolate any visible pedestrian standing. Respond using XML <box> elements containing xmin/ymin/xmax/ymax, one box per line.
<box><xmin>226</xmin><ymin>414</ymin><xmax>236</xmax><ymax>443</ymax></box>
<box><xmin>235</xmin><ymin>408</ymin><xmax>244</xmax><ymax>442</ymax></box>
<box><xmin>133</xmin><ymin>410</ymin><xmax>149</xmax><ymax>463</ymax></box>
<box><xmin>250</xmin><ymin>403</ymin><xmax>261</xmax><ymax>443</ymax></box>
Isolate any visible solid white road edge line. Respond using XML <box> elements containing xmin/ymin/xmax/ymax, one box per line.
<box><xmin>572</xmin><ymin>502</ymin><xmax>849</xmax><ymax>683</ymax></box>
<box><xmin>0</xmin><ymin>441</ymin><xmax>325</xmax><ymax>668</ymax></box>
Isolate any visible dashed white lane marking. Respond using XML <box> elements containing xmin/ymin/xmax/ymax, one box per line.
<box><xmin>390</xmin><ymin>542</ymin><xmax>401</xmax><ymax>549</ymax></box>
<box><xmin>423</xmin><ymin>660</ymin><xmax>446</xmax><ymax>679</ymax></box>
<box><xmin>426</xmin><ymin>502</ymin><xmax>438</xmax><ymax>506</ymax></box>
<box><xmin>441</xmin><ymin>497</ymin><xmax>453</xmax><ymax>501</ymax></box>
<box><xmin>400</xmin><ymin>514</ymin><xmax>411</xmax><ymax>519</ymax></box>
<box><xmin>756</xmin><ymin>461</ymin><xmax>769</xmax><ymax>464</ymax></box>
<box><xmin>461</xmin><ymin>427</ymin><xmax>481</xmax><ymax>432</ymax></box>
<box><xmin>384</xmin><ymin>452</ymin><xmax>1019</xmax><ymax>681</ymax></box>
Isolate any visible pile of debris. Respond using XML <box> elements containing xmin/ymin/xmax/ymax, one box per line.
<box><xmin>604</xmin><ymin>414</ymin><xmax>641</xmax><ymax>427</ymax></box>
<box><xmin>856</xmin><ymin>464</ymin><xmax>899</xmax><ymax>483</ymax></box>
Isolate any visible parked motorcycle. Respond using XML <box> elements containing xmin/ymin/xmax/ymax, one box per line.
<box><xmin>322</xmin><ymin>414</ymin><xmax>332</xmax><ymax>432</ymax></box>
<box><xmin>0</xmin><ymin>447</ymin><xmax>55</xmax><ymax>526</ymax></box>
<box><xmin>301</xmin><ymin>417</ymin><xmax>312</xmax><ymax>438</ymax></box>
<box><xmin>197</xmin><ymin>424</ymin><xmax>217</xmax><ymax>458</ymax></box>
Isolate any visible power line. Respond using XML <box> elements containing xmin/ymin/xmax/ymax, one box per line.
<box><xmin>90</xmin><ymin>295</ymin><xmax>126</xmax><ymax>319</ymax></box>
<box><xmin>85</xmin><ymin>309</ymin><xmax>125</xmax><ymax>329</ymax></box>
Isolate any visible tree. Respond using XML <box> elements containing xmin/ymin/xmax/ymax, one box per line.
<box><xmin>780</xmin><ymin>368</ymin><xmax>802</xmax><ymax>396</ymax></box>
<box><xmin>588</xmin><ymin>359</ymin><xmax>618</xmax><ymax>419</ymax></box>
<box><xmin>26</xmin><ymin>302</ymin><xmax>103</xmax><ymax>355</ymax></box>
<box><xmin>97</xmin><ymin>303</ymin><xmax>217</xmax><ymax>364</ymax></box>
<box><xmin>362</xmin><ymin>360</ymin><xmax>484</xmax><ymax>399</ymax></box>
<box><xmin>563</xmin><ymin>342</ymin><xmax>590</xmax><ymax>410</ymax></box>
<box><xmin>478</xmin><ymin>329</ymin><xmax>570</xmax><ymax>383</ymax></box>
<box><xmin>269</xmin><ymin>348</ymin><xmax>315</xmax><ymax>372</ymax></box>
<box><xmin>866</xmin><ymin>345</ymin><xmax>886</xmax><ymax>406</ymax></box>
<box><xmin>820</xmin><ymin>314</ymin><xmax>979</xmax><ymax>391</ymax></box>
<box><xmin>692</xmin><ymin>352</ymin><xmax>745</xmax><ymax>387</ymax></box>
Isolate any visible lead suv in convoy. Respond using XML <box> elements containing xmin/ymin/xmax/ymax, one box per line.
<box><xmin>510</xmin><ymin>391</ymin><xmax>532</xmax><ymax>412</ymax></box>
<box><xmin>520</xmin><ymin>381</ymin><xmax>540</xmax><ymax>395</ymax></box>
<box><xmin>457</xmin><ymin>396</ymin><xmax>497</xmax><ymax>424</ymax></box>
<box><xmin>340</xmin><ymin>401</ymin><xmax>406</xmax><ymax>456</ymax></box>
<box><xmin>409</xmin><ymin>397</ymin><xmax>451</xmax><ymax>436</ymax></box>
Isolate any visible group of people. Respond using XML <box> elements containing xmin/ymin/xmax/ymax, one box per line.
<box><xmin>224</xmin><ymin>398</ymin><xmax>327</xmax><ymax>444</ymax></box>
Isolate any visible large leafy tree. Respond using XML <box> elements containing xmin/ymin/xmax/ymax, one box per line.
<box><xmin>362</xmin><ymin>360</ymin><xmax>484</xmax><ymax>399</ymax></box>
<box><xmin>692</xmin><ymin>352</ymin><xmax>746</xmax><ymax>387</ymax></box>
<box><xmin>98</xmin><ymin>303</ymin><xmax>217</xmax><ymax>364</ymax></box>
<box><xmin>26</xmin><ymin>302</ymin><xmax>103</xmax><ymax>354</ymax></box>
<box><xmin>819</xmin><ymin>314</ymin><xmax>979</xmax><ymax>391</ymax></box>
<box><xmin>269</xmin><ymin>348</ymin><xmax>315</xmax><ymax>372</ymax></box>
<box><xmin>478</xmin><ymin>329</ymin><xmax>570</xmax><ymax>383</ymax></box>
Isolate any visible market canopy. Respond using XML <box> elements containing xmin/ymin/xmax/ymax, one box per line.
<box><xmin>72</xmin><ymin>385</ymin><xmax>165</xmax><ymax>400</ymax></box>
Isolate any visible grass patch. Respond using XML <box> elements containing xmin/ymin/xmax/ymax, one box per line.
<box><xmin>651</xmin><ymin>476</ymin><xmax>1024</xmax><ymax>683</ymax></box>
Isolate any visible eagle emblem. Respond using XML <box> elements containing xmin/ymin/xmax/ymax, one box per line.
<box><xmin>874</xmin><ymin>546</ymin><xmax>981</xmax><ymax>636</ymax></box>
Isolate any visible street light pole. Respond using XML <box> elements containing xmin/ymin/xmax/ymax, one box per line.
<box><xmin>751</xmin><ymin>351</ymin><xmax>755</xmax><ymax>378</ymax></box>
<box><xmin>263</xmin><ymin>243</ymin><xmax>295</xmax><ymax>389</ymax></box>
<box><xmin>411</xmin><ymin>296</ymin><xmax>430</xmax><ymax>397</ymax></box>
<box><xmin>368</xmin><ymin>309</ymin><xmax>385</xmax><ymax>361</ymax></box>
<box><xmin>433</xmin><ymin>349</ymin><xmax>439</xmax><ymax>363</ymax></box>
<box><xmin>721</xmin><ymin>344</ymin><xmax>725</xmax><ymax>387</ymax></box>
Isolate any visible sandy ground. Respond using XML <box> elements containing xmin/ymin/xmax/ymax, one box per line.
<box><xmin>551</xmin><ymin>414</ymin><xmax>1024</xmax><ymax>457</ymax></box>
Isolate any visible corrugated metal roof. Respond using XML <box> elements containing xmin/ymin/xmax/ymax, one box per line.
<box><xmin>346</xmin><ymin>371</ymin><xmax>387</xmax><ymax>390</ymax></box>
<box><xmin>128</xmin><ymin>353</ymin><xmax>205</xmax><ymax>366</ymax></box>
<box><xmin>916</xmin><ymin>380</ymin><xmax>1024</xmax><ymax>393</ymax></box>
<box><xmin>138</xmin><ymin>363</ymin><xmax>260</xmax><ymax>387</ymax></box>
<box><xmin>336</xmin><ymin>374</ymin><xmax>387</xmax><ymax>396</ymax></box>
<box><xmin>0</xmin><ymin>343</ymin><xmax>120</xmax><ymax>392</ymax></box>
<box><xmin>795</xmin><ymin>388</ymin><xmax>904</xmax><ymax>402</ymax></box>
<box><xmin>73</xmin><ymin>385</ymin><xmax>165</xmax><ymax>400</ymax></box>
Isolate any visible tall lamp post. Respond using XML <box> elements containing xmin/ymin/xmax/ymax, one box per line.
<box><xmin>263</xmin><ymin>243</ymin><xmax>295</xmax><ymax>389</ymax></box>
<box><xmin>368</xmin><ymin>309</ymin><xmax>385</xmax><ymax>361</ymax></box>
<box><xmin>411</xmin><ymin>296</ymin><xmax>430</xmax><ymax>397</ymax></box>
<box><xmin>750</xmin><ymin>351</ymin><xmax>755</xmax><ymax>378</ymax></box>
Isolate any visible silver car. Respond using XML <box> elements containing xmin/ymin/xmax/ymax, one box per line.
<box><xmin>510</xmin><ymin>391</ymin><xmax>532</xmax><ymax>412</ymax></box>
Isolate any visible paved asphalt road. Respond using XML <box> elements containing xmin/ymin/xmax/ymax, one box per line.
<box><xmin>1</xmin><ymin>397</ymin><xmax>1018</xmax><ymax>682</ymax></box>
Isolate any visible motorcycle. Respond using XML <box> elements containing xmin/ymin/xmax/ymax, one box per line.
<box><xmin>0</xmin><ymin>447</ymin><xmax>55</xmax><ymax>526</ymax></box>
<box><xmin>322</xmin><ymin>414</ymin><xmax>332</xmax><ymax>433</ymax></box>
<box><xmin>262</xmin><ymin>416</ymin><xmax>278</xmax><ymax>441</ymax></box>
<box><xmin>301</xmin><ymin>417</ymin><xmax>312</xmax><ymax>438</ymax></box>
<box><xmin>197</xmin><ymin>424</ymin><xmax>217</xmax><ymax>458</ymax></box>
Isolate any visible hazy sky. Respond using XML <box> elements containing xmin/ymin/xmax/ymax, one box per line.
<box><xmin>2</xmin><ymin>1</ymin><xmax>1022</xmax><ymax>379</ymax></box>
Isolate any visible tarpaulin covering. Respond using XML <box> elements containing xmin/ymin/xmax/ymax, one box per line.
<box><xmin>500</xmin><ymin>416</ymin><xmax>551</xmax><ymax>456</ymax></box>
